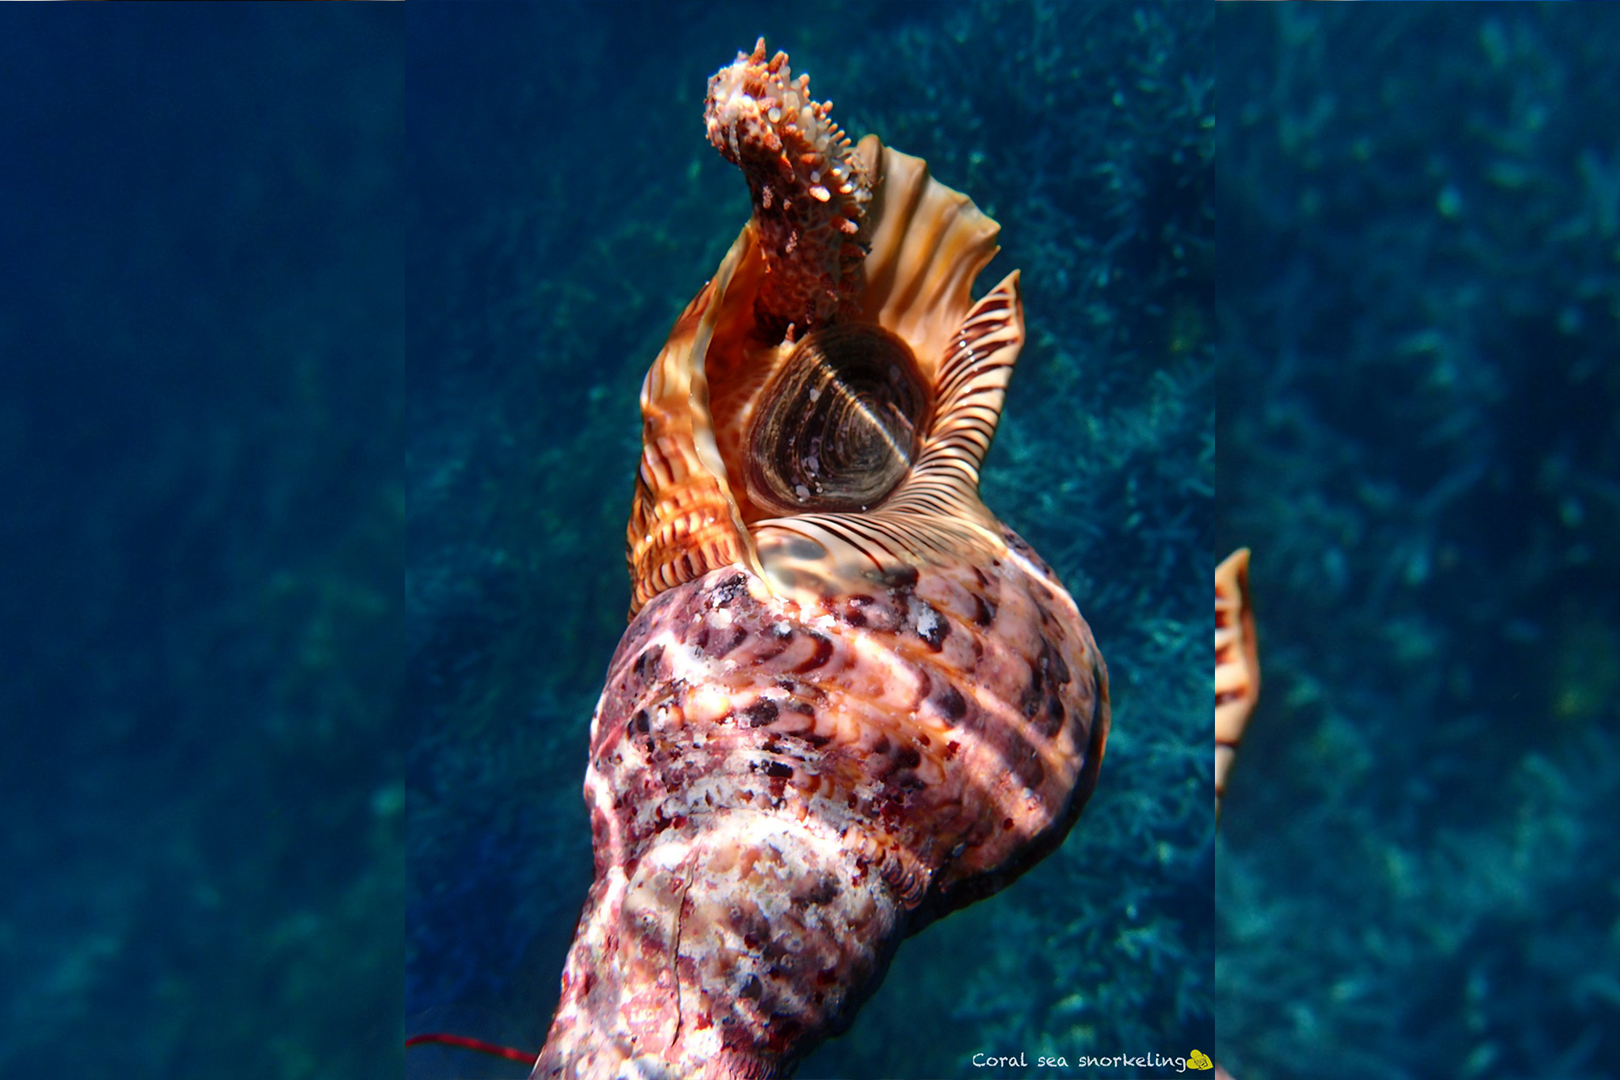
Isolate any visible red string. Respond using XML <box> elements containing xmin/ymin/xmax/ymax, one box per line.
<box><xmin>405</xmin><ymin>1031</ymin><xmax>536</xmax><ymax>1065</ymax></box>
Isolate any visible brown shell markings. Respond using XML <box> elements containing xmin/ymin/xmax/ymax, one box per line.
<box><xmin>1214</xmin><ymin>548</ymin><xmax>1259</xmax><ymax>820</ymax></box>
<box><xmin>536</xmin><ymin>40</ymin><xmax>1110</xmax><ymax>1080</ymax></box>
<box><xmin>1213</xmin><ymin>551</ymin><xmax>1259</xmax><ymax>1079</ymax></box>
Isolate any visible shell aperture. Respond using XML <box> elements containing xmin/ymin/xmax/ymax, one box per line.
<box><xmin>745</xmin><ymin>324</ymin><xmax>931</xmax><ymax>516</ymax></box>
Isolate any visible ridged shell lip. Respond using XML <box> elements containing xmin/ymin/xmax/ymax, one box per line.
<box><xmin>630</xmin><ymin>147</ymin><xmax>1028</xmax><ymax>613</ymax></box>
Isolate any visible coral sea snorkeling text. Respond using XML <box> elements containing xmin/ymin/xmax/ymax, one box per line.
<box><xmin>971</xmin><ymin>1049</ymin><xmax>1212</xmax><ymax>1072</ymax></box>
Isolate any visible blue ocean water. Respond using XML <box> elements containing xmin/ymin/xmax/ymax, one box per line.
<box><xmin>0</xmin><ymin>6</ymin><xmax>403</xmax><ymax>1079</ymax></box>
<box><xmin>12</xmin><ymin>4</ymin><xmax>1612</xmax><ymax>1080</ymax></box>
<box><xmin>1216</xmin><ymin>5</ymin><xmax>1620</xmax><ymax>1079</ymax></box>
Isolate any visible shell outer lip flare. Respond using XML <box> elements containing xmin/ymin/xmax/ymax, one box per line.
<box><xmin>533</xmin><ymin>40</ymin><xmax>1110</xmax><ymax>1080</ymax></box>
<box><xmin>1212</xmin><ymin>552</ymin><xmax>1258</xmax><ymax>1080</ymax></box>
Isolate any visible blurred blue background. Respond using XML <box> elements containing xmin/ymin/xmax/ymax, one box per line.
<box><xmin>17</xmin><ymin>3</ymin><xmax>1619</xmax><ymax>1080</ymax></box>
<box><xmin>1216</xmin><ymin>5</ymin><xmax>1620</xmax><ymax>1079</ymax></box>
<box><xmin>0</xmin><ymin>5</ymin><xmax>402</xmax><ymax>1078</ymax></box>
<box><xmin>20</xmin><ymin>4</ymin><xmax>1615</xmax><ymax>1080</ymax></box>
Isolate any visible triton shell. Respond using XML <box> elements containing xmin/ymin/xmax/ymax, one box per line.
<box><xmin>535</xmin><ymin>40</ymin><xmax>1109</xmax><ymax>1080</ymax></box>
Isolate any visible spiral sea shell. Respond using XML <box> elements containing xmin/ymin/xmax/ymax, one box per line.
<box><xmin>534</xmin><ymin>41</ymin><xmax>1109</xmax><ymax>1079</ymax></box>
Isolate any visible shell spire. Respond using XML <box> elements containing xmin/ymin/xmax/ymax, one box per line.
<box><xmin>536</xmin><ymin>41</ymin><xmax>1110</xmax><ymax>1080</ymax></box>
<box><xmin>704</xmin><ymin>38</ymin><xmax>873</xmax><ymax>341</ymax></box>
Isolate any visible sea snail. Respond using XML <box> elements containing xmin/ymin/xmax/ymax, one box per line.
<box><xmin>534</xmin><ymin>41</ymin><xmax>1110</xmax><ymax>1080</ymax></box>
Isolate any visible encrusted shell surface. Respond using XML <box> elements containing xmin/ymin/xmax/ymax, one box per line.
<box><xmin>537</xmin><ymin>42</ymin><xmax>1109</xmax><ymax>1080</ymax></box>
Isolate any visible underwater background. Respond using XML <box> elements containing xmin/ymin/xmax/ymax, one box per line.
<box><xmin>408</xmin><ymin>3</ymin><xmax>1212</xmax><ymax>1079</ymax></box>
<box><xmin>5</xmin><ymin>3</ymin><xmax>1616</xmax><ymax>1080</ymax></box>
<box><xmin>1215</xmin><ymin>5</ymin><xmax>1620</xmax><ymax>1080</ymax></box>
<box><xmin>0</xmin><ymin>6</ymin><xmax>403</xmax><ymax>1079</ymax></box>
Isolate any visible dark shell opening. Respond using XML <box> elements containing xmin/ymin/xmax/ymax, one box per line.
<box><xmin>745</xmin><ymin>324</ymin><xmax>932</xmax><ymax>515</ymax></box>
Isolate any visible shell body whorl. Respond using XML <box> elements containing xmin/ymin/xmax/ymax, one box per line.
<box><xmin>540</xmin><ymin>547</ymin><xmax>1104</xmax><ymax>1078</ymax></box>
<box><xmin>536</xmin><ymin>39</ymin><xmax>1110</xmax><ymax>1080</ymax></box>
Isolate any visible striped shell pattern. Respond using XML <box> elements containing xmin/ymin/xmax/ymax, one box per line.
<box><xmin>1214</xmin><ymin>549</ymin><xmax>1258</xmax><ymax>820</ymax></box>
